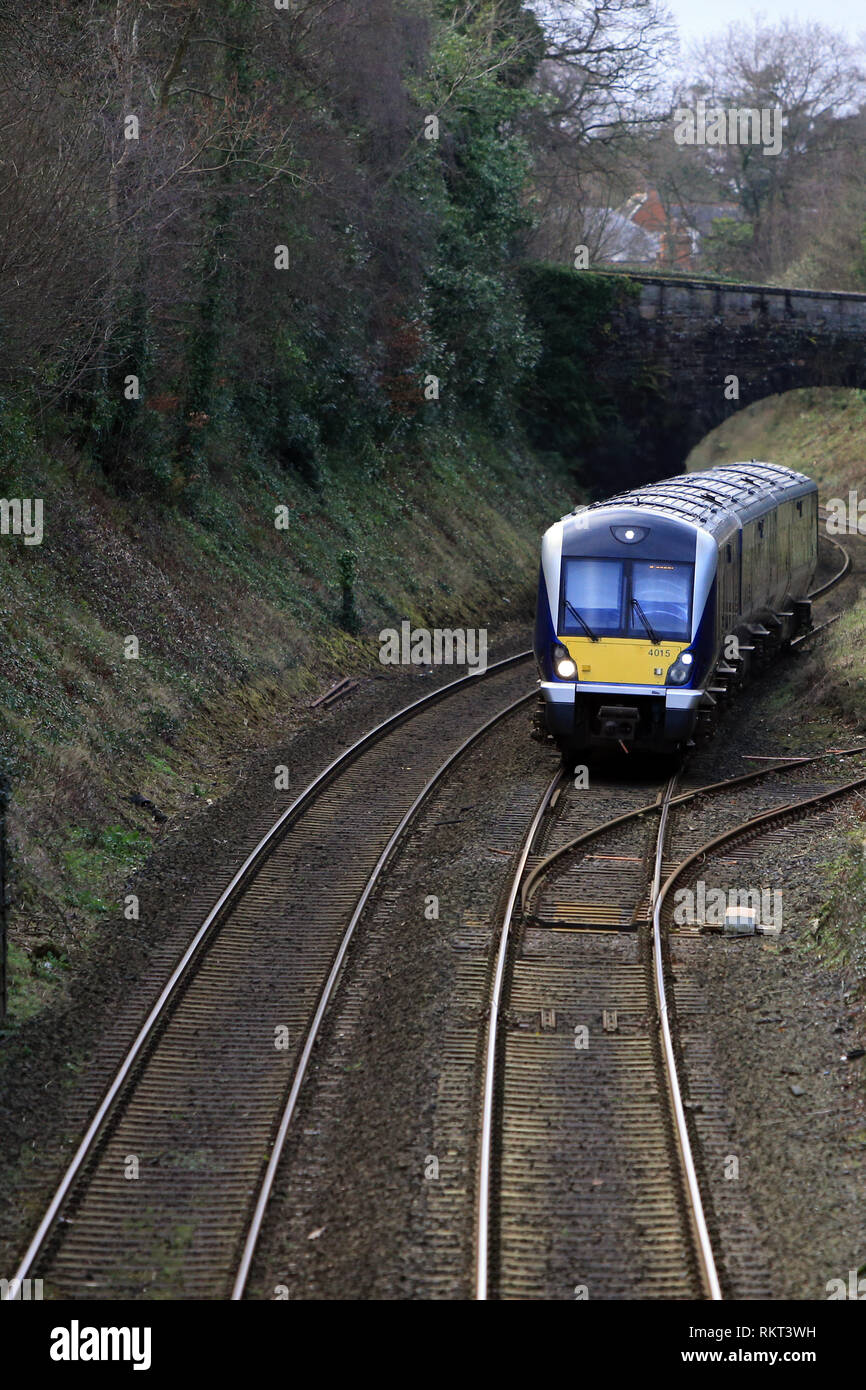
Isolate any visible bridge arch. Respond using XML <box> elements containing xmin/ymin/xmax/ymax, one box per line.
<box><xmin>520</xmin><ymin>266</ymin><xmax>866</xmax><ymax>492</ymax></box>
<box><xmin>618</xmin><ymin>275</ymin><xmax>866</xmax><ymax>477</ymax></box>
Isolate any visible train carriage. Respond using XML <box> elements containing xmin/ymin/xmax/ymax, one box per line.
<box><xmin>533</xmin><ymin>462</ymin><xmax>818</xmax><ymax>755</ymax></box>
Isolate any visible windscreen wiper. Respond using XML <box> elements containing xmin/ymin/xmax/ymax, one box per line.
<box><xmin>631</xmin><ymin>597</ymin><xmax>661</xmax><ymax>645</ymax></box>
<box><xmin>564</xmin><ymin>598</ymin><xmax>599</xmax><ymax>642</ymax></box>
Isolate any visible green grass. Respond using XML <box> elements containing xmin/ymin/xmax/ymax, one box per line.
<box><xmin>62</xmin><ymin>825</ymin><xmax>151</xmax><ymax>880</ymax></box>
<box><xmin>60</xmin><ymin>826</ymin><xmax>152</xmax><ymax>916</ymax></box>
<box><xmin>4</xmin><ymin>943</ymin><xmax>51</xmax><ymax>1023</ymax></box>
<box><xmin>686</xmin><ymin>386</ymin><xmax>866</xmax><ymax>495</ymax></box>
<box><xmin>801</xmin><ymin>829</ymin><xmax>866</xmax><ymax>998</ymax></box>
<box><xmin>145</xmin><ymin>755</ymin><xmax>174</xmax><ymax>777</ymax></box>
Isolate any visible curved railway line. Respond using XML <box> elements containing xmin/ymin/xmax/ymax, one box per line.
<box><xmin>4</xmin><ymin>522</ymin><xmax>854</xmax><ymax>1302</ymax></box>
<box><xmin>5</xmin><ymin>652</ymin><xmax>537</xmax><ymax>1300</ymax></box>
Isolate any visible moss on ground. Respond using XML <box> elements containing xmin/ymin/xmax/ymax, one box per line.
<box><xmin>802</xmin><ymin>827</ymin><xmax>866</xmax><ymax>1003</ymax></box>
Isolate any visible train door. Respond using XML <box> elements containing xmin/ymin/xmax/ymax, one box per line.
<box><xmin>775</xmin><ymin>502</ymin><xmax>792</xmax><ymax>603</ymax></box>
<box><xmin>765</xmin><ymin>508</ymin><xmax>776</xmax><ymax>603</ymax></box>
<box><xmin>754</xmin><ymin>509</ymin><xmax>774</xmax><ymax>610</ymax></box>
<box><xmin>741</xmin><ymin>521</ymin><xmax>754</xmax><ymax>614</ymax></box>
<box><xmin>720</xmin><ymin>534</ymin><xmax>739</xmax><ymax>636</ymax></box>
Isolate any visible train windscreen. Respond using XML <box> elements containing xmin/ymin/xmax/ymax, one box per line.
<box><xmin>560</xmin><ymin>558</ymin><xmax>693</xmax><ymax>641</ymax></box>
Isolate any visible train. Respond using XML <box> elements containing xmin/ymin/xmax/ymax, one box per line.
<box><xmin>533</xmin><ymin>462</ymin><xmax>819</xmax><ymax>756</ymax></box>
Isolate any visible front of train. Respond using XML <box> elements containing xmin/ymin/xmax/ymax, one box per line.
<box><xmin>534</xmin><ymin>503</ymin><xmax>718</xmax><ymax>753</ymax></box>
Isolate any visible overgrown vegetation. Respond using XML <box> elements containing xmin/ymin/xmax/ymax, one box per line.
<box><xmin>0</xmin><ymin>1</ymin><xmax>595</xmax><ymax>1018</ymax></box>
<box><xmin>686</xmin><ymin>387</ymin><xmax>866</xmax><ymax>495</ymax></box>
<box><xmin>0</xmin><ymin>1</ymin><xmax>555</xmax><ymax>505</ymax></box>
<box><xmin>805</xmin><ymin>829</ymin><xmax>866</xmax><ymax>1002</ymax></box>
<box><xmin>0</xmin><ymin>418</ymin><xmax>573</xmax><ymax>1020</ymax></box>
<box><xmin>518</xmin><ymin>265</ymin><xmax>641</xmax><ymax>483</ymax></box>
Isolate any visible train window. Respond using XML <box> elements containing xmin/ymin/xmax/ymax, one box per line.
<box><xmin>628</xmin><ymin>562</ymin><xmax>693</xmax><ymax>641</ymax></box>
<box><xmin>560</xmin><ymin>558</ymin><xmax>694</xmax><ymax>641</ymax></box>
<box><xmin>758</xmin><ymin>520</ymin><xmax>764</xmax><ymax>538</ymax></box>
<box><xmin>560</xmin><ymin>558</ymin><xmax>623</xmax><ymax>636</ymax></box>
<box><xmin>797</xmin><ymin>500</ymin><xmax>803</xmax><ymax>515</ymax></box>
<box><xmin>726</xmin><ymin>543</ymin><xmax>732</xmax><ymax>562</ymax></box>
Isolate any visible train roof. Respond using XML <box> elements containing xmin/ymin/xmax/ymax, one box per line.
<box><xmin>569</xmin><ymin>462</ymin><xmax>816</xmax><ymax>535</ymax></box>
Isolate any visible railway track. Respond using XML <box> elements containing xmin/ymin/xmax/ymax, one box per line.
<box><xmin>4</xmin><ymin>651</ymin><xmax>537</xmax><ymax>1301</ymax></box>
<box><xmin>476</xmin><ymin>764</ymin><xmax>717</xmax><ymax>1299</ymax></box>
<box><xmin>810</xmin><ymin>524</ymin><xmax>851</xmax><ymax>599</ymax></box>
<box><xmin>6</xmin><ymin>519</ymin><xmax>854</xmax><ymax>1302</ymax></box>
<box><xmin>478</xmin><ymin>735</ymin><xmax>866</xmax><ymax>1299</ymax></box>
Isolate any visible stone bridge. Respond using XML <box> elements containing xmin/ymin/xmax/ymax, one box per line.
<box><xmin>592</xmin><ymin>271</ymin><xmax>866</xmax><ymax>481</ymax></box>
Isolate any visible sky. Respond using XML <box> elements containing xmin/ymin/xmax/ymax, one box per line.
<box><xmin>666</xmin><ymin>0</ymin><xmax>865</xmax><ymax>48</ymax></box>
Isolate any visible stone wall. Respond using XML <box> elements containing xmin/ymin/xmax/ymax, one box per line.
<box><xmin>601</xmin><ymin>273</ymin><xmax>866</xmax><ymax>478</ymax></box>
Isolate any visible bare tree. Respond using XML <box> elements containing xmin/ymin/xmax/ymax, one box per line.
<box><xmin>677</xmin><ymin>18</ymin><xmax>866</xmax><ymax>279</ymax></box>
<box><xmin>524</xmin><ymin>0</ymin><xmax>677</xmax><ymax>264</ymax></box>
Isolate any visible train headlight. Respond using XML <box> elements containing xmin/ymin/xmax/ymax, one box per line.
<box><xmin>666</xmin><ymin>652</ymin><xmax>693</xmax><ymax>685</ymax></box>
<box><xmin>553</xmin><ymin>643</ymin><xmax>577</xmax><ymax>679</ymax></box>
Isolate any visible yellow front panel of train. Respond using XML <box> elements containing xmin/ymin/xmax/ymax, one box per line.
<box><xmin>559</xmin><ymin>635</ymin><xmax>689</xmax><ymax>685</ymax></box>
